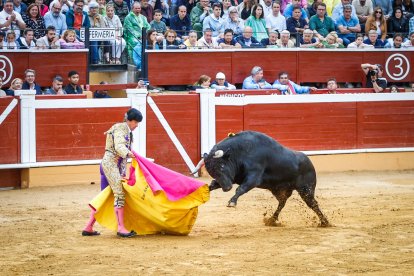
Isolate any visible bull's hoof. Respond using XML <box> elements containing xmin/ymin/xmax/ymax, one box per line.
<box><xmin>227</xmin><ymin>202</ymin><xmax>236</xmax><ymax>207</ymax></box>
<box><xmin>263</xmin><ymin>217</ymin><xmax>283</xmax><ymax>227</ymax></box>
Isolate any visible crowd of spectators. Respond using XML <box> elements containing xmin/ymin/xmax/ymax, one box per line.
<box><xmin>1</xmin><ymin>0</ymin><xmax>413</xmax><ymax>59</ymax></box>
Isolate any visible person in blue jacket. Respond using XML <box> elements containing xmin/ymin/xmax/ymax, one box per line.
<box><xmin>242</xmin><ymin>66</ymin><xmax>272</xmax><ymax>89</ymax></box>
<box><xmin>272</xmin><ymin>71</ymin><xmax>317</xmax><ymax>94</ymax></box>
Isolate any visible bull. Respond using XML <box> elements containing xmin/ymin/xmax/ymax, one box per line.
<box><xmin>193</xmin><ymin>131</ymin><xmax>330</xmax><ymax>227</ymax></box>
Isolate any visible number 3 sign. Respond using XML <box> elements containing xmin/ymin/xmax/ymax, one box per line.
<box><xmin>0</xmin><ymin>55</ymin><xmax>13</xmax><ymax>85</ymax></box>
<box><xmin>385</xmin><ymin>53</ymin><xmax>410</xmax><ymax>81</ymax></box>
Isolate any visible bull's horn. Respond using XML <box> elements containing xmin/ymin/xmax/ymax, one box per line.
<box><xmin>190</xmin><ymin>159</ymin><xmax>205</xmax><ymax>175</ymax></box>
<box><xmin>213</xmin><ymin>150</ymin><xmax>224</xmax><ymax>158</ymax></box>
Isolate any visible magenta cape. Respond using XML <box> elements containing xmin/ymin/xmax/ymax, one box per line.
<box><xmin>131</xmin><ymin>152</ymin><xmax>206</xmax><ymax>201</ymax></box>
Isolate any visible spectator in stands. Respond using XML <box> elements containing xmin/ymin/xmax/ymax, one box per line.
<box><xmin>3</xmin><ymin>31</ymin><xmax>19</xmax><ymax>49</ymax></box>
<box><xmin>322</xmin><ymin>31</ymin><xmax>345</xmax><ymax>47</ymax></box>
<box><xmin>150</xmin><ymin>9</ymin><xmax>167</xmax><ymax>35</ymax></box>
<box><xmin>221</xmin><ymin>0</ymin><xmax>232</xmax><ymax>20</ymax></box>
<box><xmin>194</xmin><ymin>75</ymin><xmax>211</xmax><ymax>88</ymax></box>
<box><xmin>197</xmin><ymin>28</ymin><xmax>219</xmax><ymax>48</ymax></box>
<box><xmin>149</xmin><ymin>0</ymin><xmax>170</xmax><ymax>24</ymax></box>
<box><xmin>286</xmin><ymin>5</ymin><xmax>309</xmax><ymax>40</ymax></box>
<box><xmin>159</xmin><ymin>29</ymin><xmax>186</xmax><ymax>49</ymax></box>
<box><xmin>242</xmin><ymin>66</ymin><xmax>272</xmax><ymax>89</ymax></box>
<box><xmin>394</xmin><ymin>0</ymin><xmax>414</xmax><ymax>18</ymax></box>
<box><xmin>94</xmin><ymin>80</ymin><xmax>112</xmax><ymax>98</ymax></box>
<box><xmin>402</xmin><ymin>30</ymin><xmax>414</xmax><ymax>46</ymax></box>
<box><xmin>309</xmin><ymin>2</ymin><xmax>336</xmax><ymax>39</ymax></box>
<box><xmin>13</xmin><ymin>0</ymin><xmax>27</xmax><ymax>14</ymax></box>
<box><xmin>364</xmin><ymin>29</ymin><xmax>387</xmax><ymax>47</ymax></box>
<box><xmin>87</xmin><ymin>1</ymin><xmax>106</xmax><ymax>64</ymax></box>
<box><xmin>49</xmin><ymin>0</ymin><xmax>72</xmax><ymax>15</ymax></box>
<box><xmin>17</xmin><ymin>28</ymin><xmax>36</xmax><ymax>48</ymax></box>
<box><xmin>141</xmin><ymin>0</ymin><xmax>154</xmax><ymax>23</ymax></box>
<box><xmin>36</xmin><ymin>25</ymin><xmax>60</xmax><ymax>48</ymax></box>
<box><xmin>211</xmin><ymin>72</ymin><xmax>236</xmax><ymax>90</ymax></box>
<box><xmin>239</xmin><ymin>0</ymin><xmax>256</xmax><ymax>20</ymax></box>
<box><xmin>266</xmin><ymin>2</ymin><xmax>286</xmax><ymax>34</ymax></box>
<box><xmin>261</xmin><ymin>30</ymin><xmax>279</xmax><ymax>47</ymax></box>
<box><xmin>44</xmin><ymin>1</ymin><xmax>67</xmax><ymax>37</ymax></box>
<box><xmin>45</xmin><ymin>75</ymin><xmax>66</xmax><ymax>95</ymax></box>
<box><xmin>5</xmin><ymin>77</ymin><xmax>23</xmax><ymax>96</ymax></box>
<box><xmin>22</xmin><ymin>3</ymin><xmax>46</xmax><ymax>39</ymax></box>
<box><xmin>388</xmin><ymin>7</ymin><xmax>409</xmax><ymax>37</ymax></box>
<box><xmin>327</xmin><ymin>78</ymin><xmax>338</xmax><ymax>93</ymax></box>
<box><xmin>236</xmin><ymin>26</ymin><xmax>261</xmax><ymax>47</ymax></box>
<box><xmin>272</xmin><ymin>71</ymin><xmax>317</xmax><ymax>94</ymax></box>
<box><xmin>35</xmin><ymin>0</ymin><xmax>49</xmax><ymax>16</ymax></box>
<box><xmin>373</xmin><ymin>0</ymin><xmax>392</xmax><ymax>19</ymax></box>
<box><xmin>183</xmin><ymin>30</ymin><xmax>199</xmax><ymax>48</ymax></box>
<box><xmin>0</xmin><ymin>31</ymin><xmax>5</xmax><ymax>47</ymax></box>
<box><xmin>300</xmin><ymin>28</ymin><xmax>323</xmax><ymax>47</ymax></box>
<box><xmin>389</xmin><ymin>85</ymin><xmax>399</xmax><ymax>93</ymax></box>
<box><xmin>352</xmin><ymin>0</ymin><xmax>373</xmax><ymax>31</ymax></box>
<box><xmin>336</xmin><ymin>4</ymin><xmax>361</xmax><ymax>46</ymax></box>
<box><xmin>246</xmin><ymin>4</ymin><xmax>268</xmax><ymax>41</ymax></box>
<box><xmin>98</xmin><ymin>0</ymin><xmax>106</xmax><ymax>16</ymax></box>
<box><xmin>217</xmin><ymin>28</ymin><xmax>242</xmax><ymax>48</ymax></box>
<box><xmin>361</xmin><ymin>63</ymin><xmax>387</xmax><ymax>92</ymax></box>
<box><xmin>347</xmin><ymin>32</ymin><xmax>374</xmax><ymax>47</ymax></box>
<box><xmin>223</xmin><ymin>6</ymin><xmax>245</xmax><ymax>37</ymax></box>
<box><xmin>170</xmin><ymin>5</ymin><xmax>191</xmax><ymax>38</ymax></box>
<box><xmin>0</xmin><ymin>77</ymin><xmax>6</xmax><ymax>97</ymax></box>
<box><xmin>107</xmin><ymin>0</ymin><xmax>128</xmax><ymax>24</ymax></box>
<box><xmin>103</xmin><ymin>3</ymin><xmax>125</xmax><ymax>64</ymax></box>
<box><xmin>276</xmin><ymin>29</ymin><xmax>295</xmax><ymax>47</ymax></box>
<box><xmin>202</xmin><ymin>2</ymin><xmax>225</xmax><ymax>39</ymax></box>
<box><xmin>66</xmin><ymin>0</ymin><xmax>91</xmax><ymax>37</ymax></box>
<box><xmin>124</xmin><ymin>1</ymin><xmax>151</xmax><ymax>63</ymax></box>
<box><xmin>308</xmin><ymin>0</ymin><xmax>322</xmax><ymax>18</ymax></box>
<box><xmin>284</xmin><ymin>0</ymin><xmax>309</xmax><ymax>22</ymax></box>
<box><xmin>410</xmin><ymin>15</ymin><xmax>414</xmax><ymax>34</ymax></box>
<box><xmin>0</xmin><ymin>0</ymin><xmax>26</xmax><ymax>40</ymax></box>
<box><xmin>59</xmin><ymin>29</ymin><xmax>85</xmax><ymax>48</ymax></box>
<box><xmin>385</xmin><ymin>32</ymin><xmax>404</xmax><ymax>48</ymax></box>
<box><xmin>145</xmin><ymin>29</ymin><xmax>160</xmax><ymax>49</ymax></box>
<box><xmin>22</xmin><ymin>69</ymin><xmax>42</xmax><ymax>95</ymax></box>
<box><xmin>191</xmin><ymin>0</ymin><xmax>212</xmax><ymax>36</ymax></box>
<box><xmin>365</xmin><ymin>7</ymin><xmax>387</xmax><ymax>40</ymax></box>
<box><xmin>332</xmin><ymin>0</ymin><xmax>358</xmax><ymax>23</ymax></box>
<box><xmin>64</xmin><ymin>70</ymin><xmax>83</xmax><ymax>94</ymax></box>
<box><xmin>280</xmin><ymin>0</ymin><xmax>308</xmax><ymax>14</ymax></box>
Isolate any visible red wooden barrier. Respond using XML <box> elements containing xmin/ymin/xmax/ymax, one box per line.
<box><xmin>147</xmin><ymin>50</ymin><xmax>414</xmax><ymax>86</ymax></box>
<box><xmin>0</xmin><ymin>97</ymin><xmax>19</xmax><ymax>164</ymax></box>
<box><xmin>146</xmin><ymin>94</ymin><xmax>200</xmax><ymax>173</ymax></box>
<box><xmin>0</xmin><ymin>50</ymin><xmax>88</xmax><ymax>87</ymax></box>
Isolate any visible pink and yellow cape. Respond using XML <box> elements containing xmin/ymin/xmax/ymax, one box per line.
<box><xmin>90</xmin><ymin>153</ymin><xmax>210</xmax><ymax>235</ymax></box>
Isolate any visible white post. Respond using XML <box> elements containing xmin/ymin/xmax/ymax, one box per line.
<box><xmin>15</xmin><ymin>90</ymin><xmax>37</xmax><ymax>163</ymax></box>
<box><xmin>126</xmin><ymin>88</ymin><xmax>148</xmax><ymax>157</ymax></box>
<box><xmin>197</xmin><ymin>88</ymin><xmax>216</xmax><ymax>157</ymax></box>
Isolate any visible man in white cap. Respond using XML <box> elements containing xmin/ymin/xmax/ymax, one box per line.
<box><xmin>211</xmin><ymin>72</ymin><xmax>236</xmax><ymax>90</ymax></box>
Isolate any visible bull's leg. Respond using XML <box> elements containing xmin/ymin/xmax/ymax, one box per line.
<box><xmin>228</xmin><ymin>173</ymin><xmax>262</xmax><ymax>207</ymax></box>
<box><xmin>297</xmin><ymin>186</ymin><xmax>330</xmax><ymax>227</ymax></box>
<box><xmin>208</xmin><ymin>180</ymin><xmax>221</xmax><ymax>191</ymax></box>
<box><xmin>265</xmin><ymin>189</ymin><xmax>293</xmax><ymax>226</ymax></box>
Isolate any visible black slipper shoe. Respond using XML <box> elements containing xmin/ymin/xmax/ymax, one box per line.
<box><xmin>117</xmin><ymin>230</ymin><xmax>137</xmax><ymax>238</ymax></box>
<box><xmin>82</xmin><ymin>230</ymin><xmax>101</xmax><ymax>236</ymax></box>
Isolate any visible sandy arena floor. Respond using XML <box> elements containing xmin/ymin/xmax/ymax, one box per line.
<box><xmin>0</xmin><ymin>170</ymin><xmax>413</xmax><ymax>275</ymax></box>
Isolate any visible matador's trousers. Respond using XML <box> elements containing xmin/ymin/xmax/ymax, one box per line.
<box><xmin>101</xmin><ymin>151</ymin><xmax>126</xmax><ymax>207</ymax></box>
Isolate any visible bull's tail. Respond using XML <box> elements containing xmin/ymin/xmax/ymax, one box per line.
<box><xmin>190</xmin><ymin>159</ymin><xmax>205</xmax><ymax>177</ymax></box>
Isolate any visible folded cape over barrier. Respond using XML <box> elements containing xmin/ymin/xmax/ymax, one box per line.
<box><xmin>90</xmin><ymin>153</ymin><xmax>210</xmax><ymax>235</ymax></box>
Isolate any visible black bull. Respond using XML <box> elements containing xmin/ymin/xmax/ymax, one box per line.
<box><xmin>193</xmin><ymin>131</ymin><xmax>329</xmax><ymax>227</ymax></box>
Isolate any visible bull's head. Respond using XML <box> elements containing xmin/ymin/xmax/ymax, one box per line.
<box><xmin>205</xmin><ymin>148</ymin><xmax>234</xmax><ymax>192</ymax></box>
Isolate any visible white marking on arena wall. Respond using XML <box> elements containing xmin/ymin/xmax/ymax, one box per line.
<box><xmin>385</xmin><ymin>53</ymin><xmax>410</xmax><ymax>81</ymax></box>
<box><xmin>0</xmin><ymin>98</ymin><xmax>18</xmax><ymax>125</ymax></box>
<box><xmin>147</xmin><ymin>96</ymin><xmax>197</xmax><ymax>174</ymax></box>
<box><xmin>0</xmin><ymin>55</ymin><xmax>13</xmax><ymax>84</ymax></box>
